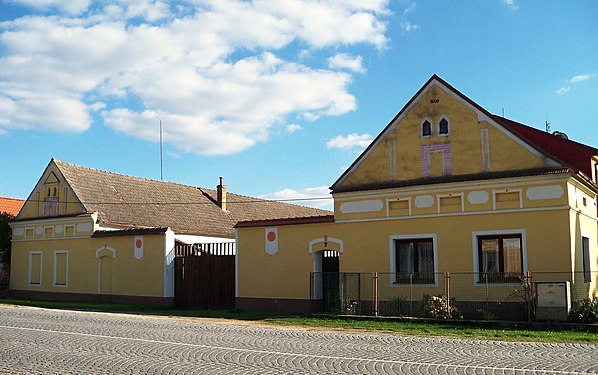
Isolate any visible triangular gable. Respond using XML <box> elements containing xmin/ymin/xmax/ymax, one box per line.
<box><xmin>16</xmin><ymin>158</ymin><xmax>86</xmax><ymax>220</ymax></box>
<box><xmin>331</xmin><ymin>75</ymin><xmax>564</xmax><ymax>192</ymax></box>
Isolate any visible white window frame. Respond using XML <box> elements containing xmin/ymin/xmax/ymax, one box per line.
<box><xmin>389</xmin><ymin>234</ymin><xmax>438</xmax><ymax>287</ymax></box>
<box><xmin>28</xmin><ymin>251</ymin><xmax>42</xmax><ymax>286</ymax></box>
<box><xmin>437</xmin><ymin>115</ymin><xmax>451</xmax><ymax>136</ymax></box>
<box><xmin>437</xmin><ymin>193</ymin><xmax>464</xmax><ymax>214</ymax></box>
<box><xmin>420</xmin><ymin>117</ymin><xmax>433</xmax><ymax>138</ymax></box>
<box><xmin>53</xmin><ymin>250</ymin><xmax>68</xmax><ymax>287</ymax></box>
<box><xmin>472</xmin><ymin>229</ymin><xmax>527</xmax><ymax>286</ymax></box>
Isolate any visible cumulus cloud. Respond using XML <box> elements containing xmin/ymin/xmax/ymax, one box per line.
<box><xmin>400</xmin><ymin>2</ymin><xmax>419</xmax><ymax>32</ymax></box>
<box><xmin>326</xmin><ymin>133</ymin><xmax>373</xmax><ymax>150</ymax></box>
<box><xmin>0</xmin><ymin>0</ymin><xmax>390</xmax><ymax>155</ymax></box>
<box><xmin>285</xmin><ymin>124</ymin><xmax>303</xmax><ymax>134</ymax></box>
<box><xmin>260</xmin><ymin>185</ymin><xmax>332</xmax><ymax>210</ymax></box>
<box><xmin>327</xmin><ymin>53</ymin><xmax>365</xmax><ymax>73</ymax></box>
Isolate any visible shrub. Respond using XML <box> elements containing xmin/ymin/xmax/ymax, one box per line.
<box><xmin>569</xmin><ymin>298</ymin><xmax>598</xmax><ymax>323</ymax></box>
<box><xmin>422</xmin><ymin>294</ymin><xmax>462</xmax><ymax>320</ymax></box>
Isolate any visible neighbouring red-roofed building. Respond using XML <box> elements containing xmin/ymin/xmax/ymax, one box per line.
<box><xmin>0</xmin><ymin>197</ymin><xmax>25</xmax><ymax>217</ymax></box>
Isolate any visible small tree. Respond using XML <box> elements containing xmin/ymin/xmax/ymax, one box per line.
<box><xmin>0</xmin><ymin>212</ymin><xmax>14</xmax><ymax>264</ymax></box>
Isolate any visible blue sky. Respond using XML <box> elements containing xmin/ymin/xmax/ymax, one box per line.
<box><xmin>1</xmin><ymin>0</ymin><xmax>597</xmax><ymax>210</ymax></box>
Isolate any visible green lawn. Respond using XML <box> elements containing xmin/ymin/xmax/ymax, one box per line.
<box><xmin>1</xmin><ymin>299</ymin><xmax>596</xmax><ymax>344</ymax></box>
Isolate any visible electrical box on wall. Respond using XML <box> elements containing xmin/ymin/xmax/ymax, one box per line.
<box><xmin>535</xmin><ymin>282</ymin><xmax>571</xmax><ymax>321</ymax></box>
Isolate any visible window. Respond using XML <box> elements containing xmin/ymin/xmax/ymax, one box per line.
<box><xmin>394</xmin><ymin>238</ymin><xmax>435</xmax><ymax>284</ymax></box>
<box><xmin>582</xmin><ymin>236</ymin><xmax>591</xmax><ymax>282</ymax></box>
<box><xmin>477</xmin><ymin>234</ymin><xmax>523</xmax><ymax>283</ymax></box>
<box><xmin>29</xmin><ymin>252</ymin><xmax>42</xmax><ymax>285</ymax></box>
<box><xmin>54</xmin><ymin>251</ymin><xmax>68</xmax><ymax>287</ymax></box>
<box><xmin>421</xmin><ymin>120</ymin><xmax>432</xmax><ymax>137</ymax></box>
<box><xmin>438</xmin><ymin>117</ymin><xmax>450</xmax><ymax>135</ymax></box>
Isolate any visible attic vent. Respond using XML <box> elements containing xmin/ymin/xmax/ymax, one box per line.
<box><xmin>552</xmin><ymin>131</ymin><xmax>568</xmax><ymax>139</ymax></box>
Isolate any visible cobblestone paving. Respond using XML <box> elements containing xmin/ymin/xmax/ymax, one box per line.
<box><xmin>0</xmin><ymin>305</ymin><xmax>596</xmax><ymax>374</ymax></box>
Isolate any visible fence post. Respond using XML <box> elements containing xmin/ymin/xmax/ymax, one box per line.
<box><xmin>373</xmin><ymin>272</ymin><xmax>379</xmax><ymax>316</ymax></box>
<box><xmin>445</xmin><ymin>272</ymin><xmax>451</xmax><ymax>308</ymax></box>
<box><xmin>526</xmin><ymin>271</ymin><xmax>533</xmax><ymax>323</ymax></box>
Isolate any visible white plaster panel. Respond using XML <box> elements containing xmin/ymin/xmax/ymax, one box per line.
<box><xmin>467</xmin><ymin>191</ymin><xmax>489</xmax><ymax>204</ymax></box>
<box><xmin>35</xmin><ymin>226</ymin><xmax>43</xmax><ymax>235</ymax></box>
<box><xmin>13</xmin><ymin>228</ymin><xmax>24</xmax><ymax>236</ymax></box>
<box><xmin>414</xmin><ymin>195</ymin><xmax>434</xmax><ymax>208</ymax></box>
<box><xmin>526</xmin><ymin>185</ymin><xmax>564</xmax><ymax>200</ymax></box>
<box><xmin>340</xmin><ymin>200</ymin><xmax>383</xmax><ymax>214</ymax></box>
<box><xmin>55</xmin><ymin>225</ymin><xmax>64</xmax><ymax>234</ymax></box>
<box><xmin>76</xmin><ymin>223</ymin><xmax>92</xmax><ymax>233</ymax></box>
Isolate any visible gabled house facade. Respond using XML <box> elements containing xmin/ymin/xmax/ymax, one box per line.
<box><xmin>10</xmin><ymin>159</ymin><xmax>329</xmax><ymax>305</ymax></box>
<box><xmin>235</xmin><ymin>75</ymin><xmax>598</xmax><ymax>319</ymax></box>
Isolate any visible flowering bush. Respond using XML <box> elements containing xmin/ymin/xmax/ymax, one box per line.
<box><xmin>422</xmin><ymin>294</ymin><xmax>462</xmax><ymax>320</ymax></box>
<box><xmin>345</xmin><ymin>300</ymin><xmax>359</xmax><ymax>315</ymax></box>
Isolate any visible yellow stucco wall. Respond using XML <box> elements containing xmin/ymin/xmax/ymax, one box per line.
<box><xmin>238</xmin><ymin>177</ymin><xmax>597</xmax><ymax>302</ymax></box>
<box><xmin>10</xmin><ymin>217</ymin><xmax>166</xmax><ymax>298</ymax></box>
<box><xmin>341</xmin><ymin>84</ymin><xmax>551</xmax><ymax>189</ymax></box>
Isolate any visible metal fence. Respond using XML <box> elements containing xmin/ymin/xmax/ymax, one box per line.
<box><xmin>310</xmin><ymin>271</ymin><xmax>598</xmax><ymax>321</ymax></box>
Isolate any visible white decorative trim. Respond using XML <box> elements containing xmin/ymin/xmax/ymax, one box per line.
<box><xmin>339</xmin><ymin>200</ymin><xmax>383</xmax><ymax>214</ymax></box>
<box><xmin>53</xmin><ymin>250</ymin><xmax>68</xmax><ymax>287</ymax></box>
<box><xmin>96</xmin><ymin>246</ymin><xmax>115</xmax><ymax>258</ymax></box>
<box><xmin>77</xmin><ymin>223</ymin><xmax>93</xmax><ymax>233</ymax></box>
<box><xmin>308</xmin><ymin>237</ymin><xmax>344</xmax><ymax>254</ymax></box>
<box><xmin>388</xmin><ymin>138</ymin><xmax>397</xmax><ymax>181</ymax></box>
<box><xmin>437</xmin><ymin>115</ymin><xmax>451</xmax><ymax>136</ymax></box>
<box><xmin>526</xmin><ymin>185</ymin><xmax>564</xmax><ymax>200</ymax></box>
<box><xmin>389</xmin><ymin>234</ymin><xmax>438</xmax><ymax>287</ymax></box>
<box><xmin>163</xmin><ymin>229</ymin><xmax>175</xmax><ymax>298</ymax></box>
<box><xmin>386</xmin><ymin>197</ymin><xmax>412</xmax><ymax>217</ymax></box>
<box><xmin>492</xmin><ymin>188</ymin><xmax>523</xmax><ymax>210</ymax></box>
<box><xmin>28</xmin><ymin>251</ymin><xmax>42</xmax><ymax>286</ymax></box>
<box><xmin>467</xmin><ymin>191</ymin><xmax>489</xmax><ymax>205</ymax></box>
<box><xmin>335</xmin><ymin>205</ymin><xmax>573</xmax><ymax>224</ymax></box>
<box><xmin>437</xmin><ymin>193</ymin><xmax>464</xmax><ymax>214</ymax></box>
<box><xmin>420</xmin><ymin>117</ymin><xmax>433</xmax><ymax>138</ymax></box>
<box><xmin>480</xmin><ymin>128</ymin><xmax>490</xmax><ymax>172</ymax></box>
<box><xmin>471</xmin><ymin>229</ymin><xmax>527</xmax><ymax>286</ymax></box>
<box><xmin>414</xmin><ymin>195</ymin><xmax>434</xmax><ymax>208</ymax></box>
<box><xmin>235</xmin><ymin>229</ymin><xmax>239</xmax><ymax>298</ymax></box>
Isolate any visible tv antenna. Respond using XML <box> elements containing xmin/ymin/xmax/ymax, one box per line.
<box><xmin>159</xmin><ymin>120</ymin><xmax>164</xmax><ymax>181</ymax></box>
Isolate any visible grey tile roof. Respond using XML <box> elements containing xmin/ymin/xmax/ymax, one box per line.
<box><xmin>54</xmin><ymin>159</ymin><xmax>331</xmax><ymax>237</ymax></box>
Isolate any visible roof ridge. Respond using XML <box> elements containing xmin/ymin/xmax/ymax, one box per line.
<box><xmin>0</xmin><ymin>196</ymin><xmax>25</xmax><ymax>201</ymax></box>
<box><xmin>53</xmin><ymin>158</ymin><xmax>208</xmax><ymax>190</ymax></box>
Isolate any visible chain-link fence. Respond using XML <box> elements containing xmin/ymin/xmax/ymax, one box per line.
<box><xmin>310</xmin><ymin>271</ymin><xmax>598</xmax><ymax>321</ymax></box>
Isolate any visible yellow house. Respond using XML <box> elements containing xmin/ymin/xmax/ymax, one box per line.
<box><xmin>10</xmin><ymin>159</ymin><xmax>328</xmax><ymax>305</ymax></box>
<box><xmin>236</xmin><ymin>75</ymin><xmax>598</xmax><ymax>319</ymax></box>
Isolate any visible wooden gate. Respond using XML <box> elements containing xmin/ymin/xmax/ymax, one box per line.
<box><xmin>174</xmin><ymin>243</ymin><xmax>235</xmax><ymax>309</ymax></box>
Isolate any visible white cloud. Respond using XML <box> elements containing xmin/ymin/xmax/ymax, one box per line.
<box><xmin>0</xmin><ymin>0</ymin><xmax>390</xmax><ymax>154</ymax></box>
<box><xmin>570</xmin><ymin>73</ymin><xmax>594</xmax><ymax>83</ymax></box>
<box><xmin>556</xmin><ymin>87</ymin><xmax>570</xmax><ymax>95</ymax></box>
<box><xmin>285</xmin><ymin>124</ymin><xmax>303</xmax><ymax>134</ymax></box>
<box><xmin>503</xmin><ymin>0</ymin><xmax>519</xmax><ymax>11</ymax></box>
<box><xmin>401</xmin><ymin>20</ymin><xmax>419</xmax><ymax>32</ymax></box>
<box><xmin>8</xmin><ymin>0</ymin><xmax>92</xmax><ymax>14</ymax></box>
<box><xmin>556</xmin><ymin>73</ymin><xmax>594</xmax><ymax>95</ymax></box>
<box><xmin>326</xmin><ymin>133</ymin><xmax>372</xmax><ymax>150</ymax></box>
<box><xmin>260</xmin><ymin>185</ymin><xmax>332</xmax><ymax>210</ymax></box>
<box><xmin>327</xmin><ymin>53</ymin><xmax>365</xmax><ymax>73</ymax></box>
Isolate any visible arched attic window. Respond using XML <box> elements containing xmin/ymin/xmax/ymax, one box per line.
<box><xmin>438</xmin><ymin>116</ymin><xmax>450</xmax><ymax>136</ymax></box>
<box><xmin>421</xmin><ymin>119</ymin><xmax>432</xmax><ymax>138</ymax></box>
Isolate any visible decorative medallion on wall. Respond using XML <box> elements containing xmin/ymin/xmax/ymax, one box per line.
<box><xmin>134</xmin><ymin>235</ymin><xmax>144</xmax><ymax>260</ymax></box>
<box><xmin>265</xmin><ymin>227</ymin><xmax>278</xmax><ymax>255</ymax></box>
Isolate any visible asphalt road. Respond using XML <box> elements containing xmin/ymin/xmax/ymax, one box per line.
<box><xmin>0</xmin><ymin>305</ymin><xmax>596</xmax><ymax>374</ymax></box>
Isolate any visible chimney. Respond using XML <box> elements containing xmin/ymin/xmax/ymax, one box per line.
<box><xmin>217</xmin><ymin>176</ymin><xmax>227</xmax><ymax>211</ymax></box>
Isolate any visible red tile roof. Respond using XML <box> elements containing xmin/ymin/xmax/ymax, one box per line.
<box><xmin>493</xmin><ymin>116</ymin><xmax>598</xmax><ymax>178</ymax></box>
<box><xmin>0</xmin><ymin>197</ymin><xmax>25</xmax><ymax>216</ymax></box>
